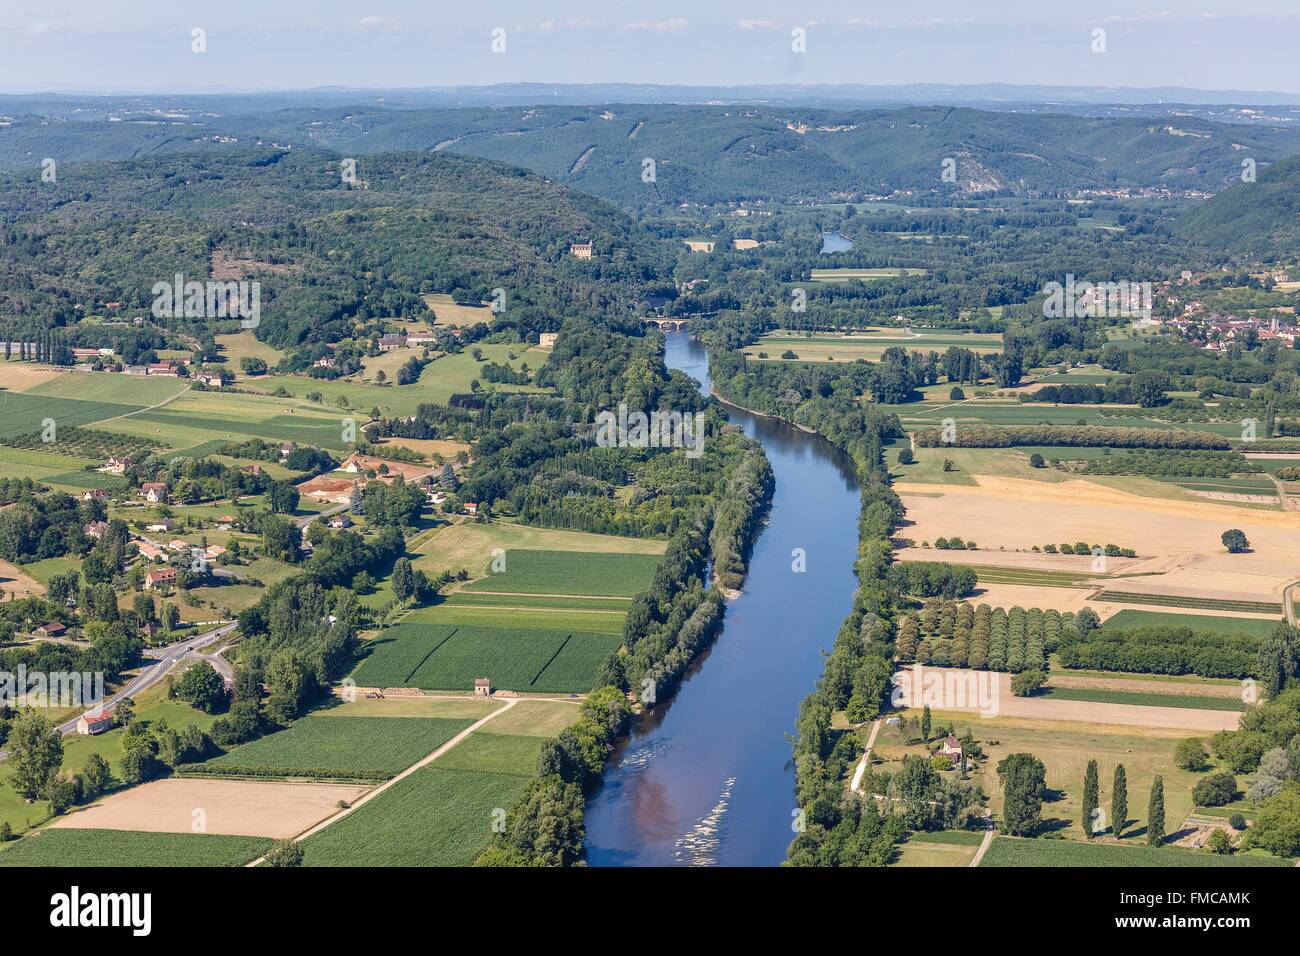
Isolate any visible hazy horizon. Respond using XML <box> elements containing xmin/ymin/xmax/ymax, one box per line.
<box><xmin>2</xmin><ymin>1</ymin><xmax>1300</xmax><ymax>96</ymax></box>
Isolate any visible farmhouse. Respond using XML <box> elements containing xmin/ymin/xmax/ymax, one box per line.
<box><xmin>940</xmin><ymin>734</ymin><xmax>964</xmax><ymax>768</ymax></box>
<box><xmin>569</xmin><ymin>242</ymin><xmax>593</xmax><ymax>259</ymax></box>
<box><xmin>279</xmin><ymin>442</ymin><xmax>296</xmax><ymax>457</ymax></box>
<box><xmin>81</xmin><ymin>489</ymin><xmax>109</xmax><ymax>502</ymax></box>
<box><xmin>140</xmin><ymin>482</ymin><xmax>169</xmax><ymax>503</ymax></box>
<box><xmin>378</xmin><ymin>333</ymin><xmax>407</xmax><ymax>352</ymax></box>
<box><xmin>135</xmin><ymin>541</ymin><xmax>166</xmax><ymax>561</ymax></box>
<box><xmin>463</xmin><ymin>502</ymin><xmax>478</xmax><ymax>516</ymax></box>
<box><xmin>197</xmin><ymin>371</ymin><xmax>224</xmax><ymax>387</ymax></box>
<box><xmin>84</xmin><ymin>520</ymin><xmax>109</xmax><ymax>538</ymax></box>
<box><xmin>147</xmin><ymin>362</ymin><xmax>179</xmax><ymax>377</ymax></box>
<box><xmin>145</xmin><ymin>568</ymin><xmax>177</xmax><ymax>590</ymax></box>
<box><xmin>338</xmin><ymin>453</ymin><xmax>434</xmax><ymax>484</ymax></box>
<box><xmin>101</xmin><ymin>456</ymin><xmax>132</xmax><ymax>475</ymax></box>
<box><xmin>538</xmin><ymin>332</ymin><xmax>559</xmax><ymax>349</ymax></box>
<box><xmin>313</xmin><ymin>356</ymin><xmax>336</xmax><ymax>369</ymax></box>
<box><xmin>327</xmin><ymin>514</ymin><xmax>352</xmax><ymax>529</ymax></box>
<box><xmin>77</xmin><ymin>712</ymin><xmax>114</xmax><ymax>736</ymax></box>
<box><xmin>143</xmin><ymin>518</ymin><xmax>172</xmax><ymax>532</ymax></box>
<box><xmin>35</xmin><ymin>622</ymin><xmax>66</xmax><ymax>638</ymax></box>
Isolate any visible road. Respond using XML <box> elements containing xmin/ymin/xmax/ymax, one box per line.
<box><xmin>849</xmin><ymin>718</ymin><xmax>882</xmax><ymax>793</ymax></box>
<box><xmin>1285</xmin><ymin>579</ymin><xmax>1299</xmax><ymax>626</ymax></box>
<box><xmin>0</xmin><ymin>621</ymin><xmax>237</xmax><ymax>761</ymax></box>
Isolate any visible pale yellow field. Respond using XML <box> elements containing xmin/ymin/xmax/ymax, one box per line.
<box><xmin>51</xmin><ymin>778</ymin><xmax>371</xmax><ymax>838</ymax></box>
<box><xmin>409</xmin><ymin>520</ymin><xmax>665</xmax><ymax>580</ymax></box>
<box><xmin>375</xmin><ymin>437</ymin><xmax>471</xmax><ymax>461</ymax></box>
<box><xmin>422</xmin><ymin>293</ymin><xmax>494</xmax><ymax>327</ymax></box>
<box><xmin>893</xmin><ymin>665</ymin><xmax>1239</xmax><ymax>731</ymax></box>
<box><xmin>316</xmin><ymin>696</ymin><xmax>499</xmax><ymax>720</ymax></box>
<box><xmin>898</xmin><ymin>476</ymin><xmax>1300</xmax><ymax>604</ymax></box>
<box><xmin>0</xmin><ymin>364</ymin><xmax>67</xmax><ymax>391</ymax></box>
<box><xmin>0</xmin><ymin>558</ymin><xmax>44</xmax><ymax>597</ymax></box>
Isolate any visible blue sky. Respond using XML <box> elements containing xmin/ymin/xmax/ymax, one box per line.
<box><xmin>1</xmin><ymin>1</ymin><xmax>1298</xmax><ymax>94</ymax></box>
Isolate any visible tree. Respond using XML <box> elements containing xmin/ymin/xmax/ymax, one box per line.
<box><xmin>1174</xmin><ymin>737</ymin><xmax>1210</xmax><ymax>772</ymax></box>
<box><xmin>1112</xmin><ymin>764</ymin><xmax>1128</xmax><ymax>838</ymax></box>
<box><xmin>1131</xmin><ymin>369</ymin><xmax>1169</xmax><ymax>408</ymax></box>
<box><xmin>391</xmin><ymin>557</ymin><xmax>416</xmax><ymax>603</ymax></box>
<box><xmin>1147</xmin><ymin>775</ymin><xmax>1166</xmax><ymax>845</ymax></box>
<box><xmin>82</xmin><ymin>753</ymin><xmax>111</xmax><ymax>799</ymax></box>
<box><xmin>267</xmin><ymin>481</ymin><xmax>300</xmax><ymax>515</ymax></box>
<box><xmin>1192</xmin><ymin>772</ymin><xmax>1238</xmax><ymax>808</ymax></box>
<box><xmin>44</xmin><ymin>774</ymin><xmax>77</xmax><ymax>815</ymax></box>
<box><xmin>1082</xmin><ymin>759</ymin><xmax>1100</xmax><ymax>838</ymax></box>
<box><xmin>264</xmin><ymin>839</ymin><xmax>304</xmax><ymax>867</ymax></box>
<box><xmin>8</xmin><ymin>710</ymin><xmax>64</xmax><ymax>800</ymax></box>
<box><xmin>175</xmin><ymin>662</ymin><xmax>230</xmax><ymax>714</ymax></box>
<box><xmin>997</xmin><ymin>753</ymin><xmax>1046</xmax><ymax>836</ymax></box>
<box><xmin>1074</xmin><ymin>607</ymin><xmax>1100</xmax><ymax>636</ymax></box>
<box><xmin>897</xmin><ymin>448</ymin><xmax>915</xmax><ymax>465</ymax></box>
<box><xmin>1028</xmin><ymin>453</ymin><xmax>1046</xmax><ymax>468</ymax></box>
<box><xmin>949</xmin><ymin>386</ymin><xmax>965</xmax><ymax>401</ymax></box>
<box><xmin>1249</xmin><ymin>785</ymin><xmax>1300</xmax><ymax>857</ymax></box>
<box><xmin>1011</xmin><ymin>669</ymin><xmax>1046</xmax><ymax>697</ymax></box>
<box><xmin>115</xmin><ymin>697</ymin><xmax>135</xmax><ymax>727</ymax></box>
<box><xmin>1206</xmin><ymin>828</ymin><xmax>1233</xmax><ymax>854</ymax></box>
<box><xmin>920</xmin><ymin>704</ymin><xmax>932</xmax><ymax>742</ymax></box>
<box><xmin>1221</xmin><ymin>529</ymin><xmax>1250</xmax><ymax>554</ymax></box>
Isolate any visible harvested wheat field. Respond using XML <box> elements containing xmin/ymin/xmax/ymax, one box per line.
<box><xmin>0</xmin><ymin>364</ymin><xmax>67</xmax><ymax>392</ymax></box>
<box><xmin>0</xmin><ymin>558</ymin><xmax>43</xmax><ymax>597</ymax></box>
<box><xmin>893</xmin><ymin>665</ymin><xmax>1240</xmax><ymax>732</ymax></box>
<box><xmin>374</xmin><ymin>437</ymin><xmax>471</xmax><ymax>461</ymax></box>
<box><xmin>897</xmin><ymin>476</ymin><xmax>1300</xmax><ymax>603</ymax></box>
<box><xmin>51</xmin><ymin>778</ymin><xmax>371</xmax><ymax>839</ymax></box>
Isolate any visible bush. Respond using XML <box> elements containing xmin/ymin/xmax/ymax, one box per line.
<box><xmin>1229</xmin><ymin>812</ymin><xmax>1247</xmax><ymax>831</ymax></box>
<box><xmin>1011</xmin><ymin>670</ymin><xmax>1046</xmax><ymax>697</ymax></box>
<box><xmin>897</xmin><ymin>448</ymin><xmax>915</xmax><ymax>465</ymax></box>
<box><xmin>1174</xmin><ymin>737</ymin><xmax>1210</xmax><ymax>772</ymax></box>
<box><xmin>1206</xmin><ymin>828</ymin><xmax>1233</xmax><ymax>854</ymax></box>
<box><xmin>1029</xmin><ymin>453</ymin><xmax>1046</xmax><ymax>468</ymax></box>
<box><xmin>949</xmin><ymin>386</ymin><xmax>965</xmax><ymax>400</ymax></box>
<box><xmin>1192</xmin><ymin>772</ymin><xmax>1238</xmax><ymax>808</ymax></box>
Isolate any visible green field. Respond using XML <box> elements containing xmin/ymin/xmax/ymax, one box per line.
<box><xmin>300</xmin><ymin>766</ymin><xmax>529</xmax><ymax>866</ymax></box>
<box><xmin>1102</xmin><ymin>610</ymin><xmax>1280</xmax><ymax>638</ymax></box>
<box><xmin>1093</xmin><ymin>591</ymin><xmax>1282</xmax><ymax>615</ymax></box>
<box><xmin>352</xmin><ymin>622</ymin><xmax>620</xmax><ymax>694</ymax></box>
<box><xmin>962</xmin><ymin>564</ymin><xmax>1105</xmax><ymax>589</ymax></box>
<box><xmin>980</xmin><ymin>836</ymin><xmax>1289</xmax><ymax>867</ymax></box>
<box><xmin>1042</xmin><ymin>687</ymin><xmax>1247</xmax><ymax>712</ymax></box>
<box><xmin>404</xmin><ymin>603</ymin><xmax>628</xmax><ymax>635</ymax></box>
<box><xmin>186</xmin><ymin>716</ymin><xmax>473</xmax><ymax>780</ymax></box>
<box><xmin>462</xmin><ymin>549</ymin><xmax>661</xmax><ymax>597</ymax></box>
<box><xmin>808</xmin><ymin>268</ymin><xmax>929</xmax><ymax>282</ymax></box>
<box><xmin>0</xmin><ymin>828</ymin><xmax>273</xmax><ymax>867</ymax></box>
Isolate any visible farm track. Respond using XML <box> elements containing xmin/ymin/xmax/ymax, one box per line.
<box><xmin>244</xmin><ymin>696</ymin><xmax>519</xmax><ymax>866</ymax></box>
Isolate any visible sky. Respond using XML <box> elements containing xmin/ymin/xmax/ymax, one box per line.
<box><xmin>2</xmin><ymin>1</ymin><xmax>1299</xmax><ymax>95</ymax></box>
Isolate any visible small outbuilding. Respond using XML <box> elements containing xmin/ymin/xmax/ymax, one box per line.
<box><xmin>473</xmin><ymin>678</ymin><xmax>492</xmax><ymax>697</ymax></box>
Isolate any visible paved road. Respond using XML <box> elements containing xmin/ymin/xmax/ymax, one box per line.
<box><xmin>0</xmin><ymin>621</ymin><xmax>237</xmax><ymax>761</ymax></box>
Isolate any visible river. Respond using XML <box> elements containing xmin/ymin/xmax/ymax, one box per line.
<box><xmin>583</xmin><ymin>331</ymin><xmax>862</xmax><ymax>866</ymax></box>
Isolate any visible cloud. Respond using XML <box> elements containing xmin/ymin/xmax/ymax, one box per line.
<box><xmin>737</xmin><ymin>19</ymin><xmax>780</xmax><ymax>31</ymax></box>
<box><xmin>624</xmin><ymin>18</ymin><xmax>689</xmax><ymax>33</ymax></box>
<box><xmin>1099</xmin><ymin>12</ymin><xmax>1178</xmax><ymax>24</ymax></box>
<box><xmin>357</xmin><ymin>16</ymin><xmax>401</xmax><ymax>32</ymax></box>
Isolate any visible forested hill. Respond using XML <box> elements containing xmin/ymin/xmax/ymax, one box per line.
<box><xmin>0</xmin><ymin>148</ymin><xmax>671</xmax><ymax>349</ymax></box>
<box><xmin>3</xmin><ymin>104</ymin><xmax>1300</xmax><ymax>208</ymax></box>
<box><xmin>1177</xmin><ymin>155</ymin><xmax>1300</xmax><ymax>259</ymax></box>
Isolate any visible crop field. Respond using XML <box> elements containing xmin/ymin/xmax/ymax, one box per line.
<box><xmin>808</xmin><ymin>267</ymin><xmax>929</xmax><ymax>281</ymax></box>
<box><xmin>1092</xmin><ymin>591</ymin><xmax>1282</xmax><ymax>615</ymax></box>
<box><xmin>405</xmin><ymin>625</ymin><xmax>620</xmax><ymax>693</ymax></box>
<box><xmin>1041</xmin><ymin>687</ymin><xmax>1247</xmax><ymax>712</ymax></box>
<box><xmin>1102</xmin><ymin>610</ymin><xmax>1280</xmax><ymax>638</ymax></box>
<box><xmin>433</xmin><ymin>731</ymin><xmax>547</xmax><ymax>776</ymax></box>
<box><xmin>893</xmin><ymin>829</ymin><xmax>985</xmax><ymax>867</ymax></box>
<box><xmin>407</xmin><ymin>602</ymin><xmax>627</xmax><ymax>635</ymax></box>
<box><xmin>745</xmin><ymin>328</ymin><xmax>1000</xmax><ymax>364</ymax></box>
<box><xmin>462</xmin><ymin>548</ymin><xmax>661</xmax><ymax>596</ymax></box>
<box><xmin>422</xmin><ymin>292</ymin><xmax>495</xmax><ymax>326</ymax></box>
<box><xmin>409</xmin><ymin>520</ymin><xmax>664</xmax><ymax>584</ymax></box>
<box><xmin>980</xmin><ymin>836</ymin><xmax>1288</xmax><ymax>867</ymax></box>
<box><xmin>441</xmin><ymin>591</ymin><xmax>632</xmax><ymax>612</ymax></box>
<box><xmin>349</xmin><ymin>624</ymin><xmax>460</xmax><ymax>687</ymax></box>
<box><xmin>187</xmin><ymin>716</ymin><xmax>473</xmax><ymax>780</ymax></box>
<box><xmin>300</xmin><ymin>766</ymin><xmax>528</xmax><ymax>866</ymax></box>
<box><xmin>352</xmin><ymin>621</ymin><xmax>620</xmax><ymax>693</ymax></box>
<box><xmin>0</xmin><ymin>829</ymin><xmax>273</xmax><ymax>867</ymax></box>
<box><xmin>0</xmin><ymin>391</ymin><xmax>144</xmax><ymax>439</ymax></box>
<box><xmin>960</xmin><ymin>564</ymin><xmax>1105</xmax><ymax>589</ymax></box>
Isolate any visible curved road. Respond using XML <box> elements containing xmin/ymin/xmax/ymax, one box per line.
<box><xmin>0</xmin><ymin>621</ymin><xmax>237</xmax><ymax>761</ymax></box>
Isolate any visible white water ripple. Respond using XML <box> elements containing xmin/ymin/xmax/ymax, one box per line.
<box><xmin>674</xmin><ymin>776</ymin><xmax>736</xmax><ymax>866</ymax></box>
